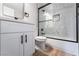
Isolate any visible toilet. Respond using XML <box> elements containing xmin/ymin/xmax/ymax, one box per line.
<box><xmin>35</xmin><ymin>36</ymin><xmax>47</xmax><ymax>50</ymax></box>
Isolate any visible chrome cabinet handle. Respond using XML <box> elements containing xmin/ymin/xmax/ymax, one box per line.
<box><xmin>25</xmin><ymin>35</ymin><xmax>27</xmax><ymax>43</ymax></box>
<box><xmin>21</xmin><ymin>35</ymin><xmax>23</xmax><ymax>44</ymax></box>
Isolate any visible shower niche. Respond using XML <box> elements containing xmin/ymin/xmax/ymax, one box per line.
<box><xmin>38</xmin><ymin>3</ymin><xmax>78</xmax><ymax>42</ymax></box>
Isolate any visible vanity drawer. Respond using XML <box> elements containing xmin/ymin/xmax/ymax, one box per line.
<box><xmin>1</xmin><ymin>21</ymin><xmax>34</xmax><ymax>33</ymax></box>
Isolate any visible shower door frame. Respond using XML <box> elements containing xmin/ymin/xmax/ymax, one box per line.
<box><xmin>38</xmin><ymin>3</ymin><xmax>78</xmax><ymax>43</ymax></box>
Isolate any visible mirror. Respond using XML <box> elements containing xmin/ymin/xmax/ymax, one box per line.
<box><xmin>38</xmin><ymin>3</ymin><xmax>77</xmax><ymax>42</ymax></box>
<box><xmin>2</xmin><ymin>3</ymin><xmax>24</xmax><ymax>19</ymax></box>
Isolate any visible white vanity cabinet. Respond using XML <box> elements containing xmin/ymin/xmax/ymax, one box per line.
<box><xmin>1</xmin><ymin>33</ymin><xmax>22</xmax><ymax>56</ymax></box>
<box><xmin>24</xmin><ymin>32</ymin><xmax>35</xmax><ymax>56</ymax></box>
<box><xmin>0</xmin><ymin>20</ymin><xmax>35</xmax><ymax>56</ymax></box>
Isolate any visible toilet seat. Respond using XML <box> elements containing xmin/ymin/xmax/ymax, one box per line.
<box><xmin>35</xmin><ymin>36</ymin><xmax>47</xmax><ymax>41</ymax></box>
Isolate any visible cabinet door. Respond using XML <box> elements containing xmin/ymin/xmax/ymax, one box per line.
<box><xmin>24</xmin><ymin>32</ymin><xmax>35</xmax><ymax>56</ymax></box>
<box><xmin>1</xmin><ymin>33</ymin><xmax>23</xmax><ymax>56</ymax></box>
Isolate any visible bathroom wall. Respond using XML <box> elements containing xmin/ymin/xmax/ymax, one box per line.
<box><xmin>0</xmin><ymin>3</ymin><xmax>3</xmax><ymax>16</ymax></box>
<box><xmin>23</xmin><ymin>3</ymin><xmax>38</xmax><ymax>37</ymax></box>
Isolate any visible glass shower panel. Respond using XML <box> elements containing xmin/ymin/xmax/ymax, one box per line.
<box><xmin>39</xmin><ymin>4</ymin><xmax>53</xmax><ymax>21</ymax></box>
<box><xmin>38</xmin><ymin>3</ymin><xmax>76</xmax><ymax>41</ymax></box>
<box><xmin>39</xmin><ymin>21</ymin><xmax>53</xmax><ymax>36</ymax></box>
<box><xmin>39</xmin><ymin>20</ymin><xmax>68</xmax><ymax>39</ymax></box>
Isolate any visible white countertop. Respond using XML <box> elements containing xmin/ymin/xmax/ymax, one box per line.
<box><xmin>0</xmin><ymin>16</ymin><xmax>35</xmax><ymax>25</ymax></box>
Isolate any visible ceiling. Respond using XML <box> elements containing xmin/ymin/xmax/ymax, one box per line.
<box><xmin>37</xmin><ymin>3</ymin><xmax>47</xmax><ymax>8</ymax></box>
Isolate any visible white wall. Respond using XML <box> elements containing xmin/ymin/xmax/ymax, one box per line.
<box><xmin>23</xmin><ymin>3</ymin><xmax>38</xmax><ymax>37</ymax></box>
<box><xmin>0</xmin><ymin>3</ymin><xmax>3</xmax><ymax>16</ymax></box>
